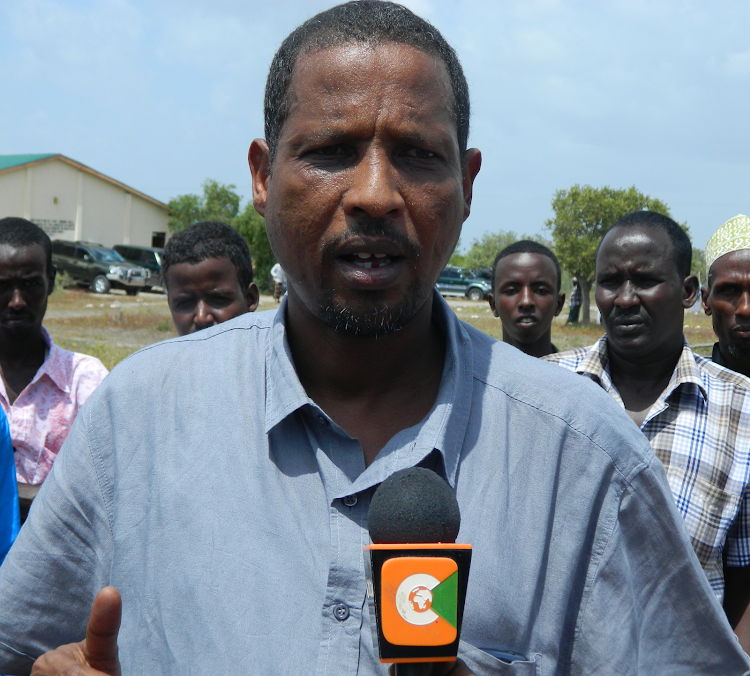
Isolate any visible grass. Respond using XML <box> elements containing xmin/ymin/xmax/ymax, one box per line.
<box><xmin>44</xmin><ymin>288</ymin><xmax>716</xmax><ymax>371</ymax></box>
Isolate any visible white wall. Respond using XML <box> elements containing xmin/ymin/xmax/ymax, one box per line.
<box><xmin>0</xmin><ymin>158</ymin><xmax>167</xmax><ymax>247</ymax></box>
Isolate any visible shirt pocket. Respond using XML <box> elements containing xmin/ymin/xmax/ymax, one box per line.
<box><xmin>688</xmin><ymin>474</ymin><xmax>741</xmax><ymax>567</ymax></box>
<box><xmin>458</xmin><ymin>640</ymin><xmax>541</xmax><ymax>675</ymax></box>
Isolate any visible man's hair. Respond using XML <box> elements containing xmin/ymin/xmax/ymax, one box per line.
<box><xmin>601</xmin><ymin>211</ymin><xmax>692</xmax><ymax>278</ymax></box>
<box><xmin>0</xmin><ymin>217</ymin><xmax>52</xmax><ymax>273</ymax></box>
<box><xmin>264</xmin><ymin>0</ymin><xmax>470</xmax><ymax>163</ymax></box>
<box><xmin>491</xmin><ymin>240</ymin><xmax>562</xmax><ymax>293</ymax></box>
<box><xmin>161</xmin><ymin>221</ymin><xmax>253</xmax><ymax>288</ymax></box>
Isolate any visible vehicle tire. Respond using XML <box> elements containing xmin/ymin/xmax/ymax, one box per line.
<box><xmin>125</xmin><ymin>288</ymin><xmax>139</xmax><ymax>296</ymax></box>
<box><xmin>141</xmin><ymin>286</ymin><xmax>152</xmax><ymax>293</ymax></box>
<box><xmin>467</xmin><ymin>287</ymin><xmax>483</xmax><ymax>302</ymax></box>
<box><xmin>92</xmin><ymin>275</ymin><xmax>111</xmax><ymax>294</ymax></box>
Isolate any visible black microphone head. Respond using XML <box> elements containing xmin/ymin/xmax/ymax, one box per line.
<box><xmin>368</xmin><ymin>467</ymin><xmax>460</xmax><ymax>544</ymax></box>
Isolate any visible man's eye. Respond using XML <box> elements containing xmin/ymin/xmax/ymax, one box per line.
<box><xmin>404</xmin><ymin>147</ymin><xmax>437</xmax><ymax>160</ymax></box>
<box><xmin>309</xmin><ymin>145</ymin><xmax>350</xmax><ymax>158</ymax></box>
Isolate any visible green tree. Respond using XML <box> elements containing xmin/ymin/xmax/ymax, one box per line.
<box><xmin>167</xmin><ymin>193</ymin><xmax>203</xmax><ymax>233</ymax></box>
<box><xmin>234</xmin><ymin>203</ymin><xmax>275</xmax><ymax>293</ymax></box>
<box><xmin>545</xmin><ymin>185</ymin><xmax>673</xmax><ymax>324</ymax></box>
<box><xmin>463</xmin><ymin>230</ymin><xmax>519</xmax><ymax>269</ymax></box>
<box><xmin>167</xmin><ymin>179</ymin><xmax>241</xmax><ymax>233</ymax></box>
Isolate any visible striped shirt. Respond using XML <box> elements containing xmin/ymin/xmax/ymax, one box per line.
<box><xmin>545</xmin><ymin>336</ymin><xmax>750</xmax><ymax>599</ymax></box>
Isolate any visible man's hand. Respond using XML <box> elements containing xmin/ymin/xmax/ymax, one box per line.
<box><xmin>30</xmin><ymin>587</ymin><xmax>122</xmax><ymax>676</ymax></box>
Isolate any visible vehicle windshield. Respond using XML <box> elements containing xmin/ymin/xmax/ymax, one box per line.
<box><xmin>91</xmin><ymin>248</ymin><xmax>125</xmax><ymax>263</ymax></box>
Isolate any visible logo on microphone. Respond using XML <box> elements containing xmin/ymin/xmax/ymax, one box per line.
<box><xmin>380</xmin><ymin>557</ymin><xmax>458</xmax><ymax>646</ymax></box>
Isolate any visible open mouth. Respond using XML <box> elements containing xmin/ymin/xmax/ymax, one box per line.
<box><xmin>341</xmin><ymin>252</ymin><xmax>396</xmax><ymax>269</ymax></box>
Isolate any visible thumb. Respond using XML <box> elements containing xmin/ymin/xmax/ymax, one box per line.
<box><xmin>83</xmin><ymin>586</ymin><xmax>122</xmax><ymax>675</ymax></box>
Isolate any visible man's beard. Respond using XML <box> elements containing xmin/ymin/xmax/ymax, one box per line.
<box><xmin>726</xmin><ymin>342</ymin><xmax>750</xmax><ymax>363</ymax></box>
<box><xmin>313</xmin><ymin>217</ymin><xmax>431</xmax><ymax>337</ymax></box>
<box><xmin>317</xmin><ymin>278</ymin><xmax>428</xmax><ymax>337</ymax></box>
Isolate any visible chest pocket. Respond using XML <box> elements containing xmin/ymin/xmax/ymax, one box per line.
<box><xmin>459</xmin><ymin>641</ymin><xmax>541</xmax><ymax>675</ymax></box>
<box><xmin>688</xmin><ymin>474</ymin><xmax>741</xmax><ymax>567</ymax></box>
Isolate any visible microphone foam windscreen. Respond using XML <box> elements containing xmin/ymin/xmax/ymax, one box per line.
<box><xmin>368</xmin><ymin>467</ymin><xmax>460</xmax><ymax>544</ymax></box>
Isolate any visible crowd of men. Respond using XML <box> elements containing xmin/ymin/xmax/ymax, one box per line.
<box><xmin>1</xmin><ymin>2</ymin><xmax>750</xmax><ymax>674</ymax></box>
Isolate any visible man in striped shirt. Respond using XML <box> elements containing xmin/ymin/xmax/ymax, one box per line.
<box><xmin>545</xmin><ymin>210</ymin><xmax>750</xmax><ymax>649</ymax></box>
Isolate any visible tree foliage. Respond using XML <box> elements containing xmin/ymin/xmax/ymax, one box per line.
<box><xmin>453</xmin><ymin>230</ymin><xmax>553</xmax><ymax>271</ymax></box>
<box><xmin>545</xmin><ymin>185</ymin><xmax>674</xmax><ymax>323</ymax></box>
<box><xmin>167</xmin><ymin>179</ymin><xmax>276</xmax><ymax>292</ymax></box>
<box><xmin>234</xmin><ymin>202</ymin><xmax>275</xmax><ymax>293</ymax></box>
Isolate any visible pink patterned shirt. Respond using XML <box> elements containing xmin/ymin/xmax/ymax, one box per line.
<box><xmin>0</xmin><ymin>328</ymin><xmax>108</xmax><ymax>485</ymax></box>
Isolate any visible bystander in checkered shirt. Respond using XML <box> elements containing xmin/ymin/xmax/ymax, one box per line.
<box><xmin>544</xmin><ymin>335</ymin><xmax>750</xmax><ymax>600</ymax></box>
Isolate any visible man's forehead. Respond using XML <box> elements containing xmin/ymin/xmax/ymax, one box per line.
<box><xmin>710</xmin><ymin>249</ymin><xmax>750</xmax><ymax>280</ymax></box>
<box><xmin>286</xmin><ymin>42</ymin><xmax>454</xmax><ymax>121</ymax></box>
<box><xmin>496</xmin><ymin>253</ymin><xmax>557</xmax><ymax>280</ymax></box>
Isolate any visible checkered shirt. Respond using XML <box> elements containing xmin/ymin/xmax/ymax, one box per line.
<box><xmin>544</xmin><ymin>336</ymin><xmax>750</xmax><ymax>599</ymax></box>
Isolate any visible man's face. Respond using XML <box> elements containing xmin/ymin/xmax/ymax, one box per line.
<box><xmin>488</xmin><ymin>252</ymin><xmax>564</xmax><ymax>345</ymax></box>
<box><xmin>0</xmin><ymin>243</ymin><xmax>54</xmax><ymax>342</ymax></box>
<box><xmin>165</xmin><ymin>256</ymin><xmax>259</xmax><ymax>336</ymax></box>
<box><xmin>250</xmin><ymin>42</ymin><xmax>481</xmax><ymax>336</ymax></box>
<box><xmin>702</xmin><ymin>249</ymin><xmax>750</xmax><ymax>361</ymax></box>
<box><xmin>595</xmin><ymin>225</ymin><xmax>698</xmax><ymax>363</ymax></box>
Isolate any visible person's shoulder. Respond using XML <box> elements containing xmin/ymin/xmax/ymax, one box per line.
<box><xmin>541</xmin><ymin>345</ymin><xmax>594</xmax><ymax>368</ymax></box>
<box><xmin>104</xmin><ymin>309</ymin><xmax>278</xmax><ymax>387</ymax></box>
<box><xmin>463</xmin><ymin>323</ymin><xmax>652</xmax><ymax>476</ymax></box>
<box><xmin>694</xmin><ymin>351</ymin><xmax>750</xmax><ymax>393</ymax></box>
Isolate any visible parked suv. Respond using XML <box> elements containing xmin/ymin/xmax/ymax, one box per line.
<box><xmin>435</xmin><ymin>265</ymin><xmax>492</xmax><ymax>301</ymax></box>
<box><xmin>113</xmin><ymin>244</ymin><xmax>164</xmax><ymax>291</ymax></box>
<box><xmin>51</xmin><ymin>240</ymin><xmax>150</xmax><ymax>295</ymax></box>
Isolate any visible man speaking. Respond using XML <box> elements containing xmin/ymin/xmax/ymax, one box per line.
<box><xmin>0</xmin><ymin>2</ymin><xmax>747</xmax><ymax>675</ymax></box>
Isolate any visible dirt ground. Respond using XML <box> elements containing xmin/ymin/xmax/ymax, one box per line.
<box><xmin>45</xmin><ymin>287</ymin><xmax>716</xmax><ymax>370</ymax></box>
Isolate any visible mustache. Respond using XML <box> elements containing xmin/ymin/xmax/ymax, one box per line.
<box><xmin>323</xmin><ymin>217</ymin><xmax>419</xmax><ymax>259</ymax></box>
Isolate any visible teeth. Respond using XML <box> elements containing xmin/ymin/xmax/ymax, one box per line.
<box><xmin>363</xmin><ymin>262</ymin><xmax>372</xmax><ymax>269</ymax></box>
<box><xmin>374</xmin><ymin>253</ymin><xmax>386</xmax><ymax>258</ymax></box>
<box><xmin>356</xmin><ymin>253</ymin><xmax>371</xmax><ymax>259</ymax></box>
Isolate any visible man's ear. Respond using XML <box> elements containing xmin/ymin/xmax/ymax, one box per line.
<box><xmin>701</xmin><ymin>285</ymin><xmax>712</xmax><ymax>316</ymax></box>
<box><xmin>487</xmin><ymin>292</ymin><xmax>498</xmax><ymax>317</ymax></box>
<box><xmin>47</xmin><ymin>265</ymin><xmax>57</xmax><ymax>297</ymax></box>
<box><xmin>555</xmin><ymin>292</ymin><xmax>566</xmax><ymax>316</ymax></box>
<box><xmin>461</xmin><ymin>149</ymin><xmax>482</xmax><ymax>221</ymax></box>
<box><xmin>245</xmin><ymin>282</ymin><xmax>260</xmax><ymax>313</ymax></box>
<box><xmin>682</xmin><ymin>274</ymin><xmax>700</xmax><ymax>309</ymax></box>
<box><xmin>249</xmin><ymin>139</ymin><xmax>271</xmax><ymax>217</ymax></box>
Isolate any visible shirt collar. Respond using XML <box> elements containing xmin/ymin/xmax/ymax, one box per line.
<box><xmin>574</xmin><ymin>334</ymin><xmax>707</xmax><ymax>403</ymax></box>
<box><xmin>263</xmin><ymin>291</ymin><xmax>473</xmax><ymax>490</ymax></box>
<box><xmin>31</xmin><ymin>327</ymin><xmax>72</xmax><ymax>394</ymax></box>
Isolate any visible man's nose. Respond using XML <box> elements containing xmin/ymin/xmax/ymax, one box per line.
<box><xmin>193</xmin><ymin>301</ymin><xmax>214</xmax><ymax>329</ymax></box>
<box><xmin>518</xmin><ymin>286</ymin><xmax>534</xmax><ymax>308</ymax></box>
<box><xmin>614</xmin><ymin>280</ymin><xmax>639</xmax><ymax>307</ymax></box>
<box><xmin>737</xmin><ymin>291</ymin><xmax>750</xmax><ymax>318</ymax></box>
<box><xmin>8</xmin><ymin>287</ymin><xmax>26</xmax><ymax>310</ymax></box>
<box><xmin>342</xmin><ymin>149</ymin><xmax>405</xmax><ymax>219</ymax></box>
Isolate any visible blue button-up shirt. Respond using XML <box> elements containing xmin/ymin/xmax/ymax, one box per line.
<box><xmin>0</xmin><ymin>295</ymin><xmax>747</xmax><ymax>675</ymax></box>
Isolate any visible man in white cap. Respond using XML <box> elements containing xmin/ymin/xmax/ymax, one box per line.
<box><xmin>702</xmin><ymin>213</ymin><xmax>750</xmax><ymax>647</ymax></box>
<box><xmin>703</xmin><ymin>215</ymin><xmax>750</xmax><ymax>377</ymax></box>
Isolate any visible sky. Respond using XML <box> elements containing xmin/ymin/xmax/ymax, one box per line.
<box><xmin>1</xmin><ymin>0</ymin><xmax>749</xmax><ymax>251</ymax></box>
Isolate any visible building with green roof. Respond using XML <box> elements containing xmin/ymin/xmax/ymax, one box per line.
<box><xmin>0</xmin><ymin>154</ymin><xmax>168</xmax><ymax>248</ymax></box>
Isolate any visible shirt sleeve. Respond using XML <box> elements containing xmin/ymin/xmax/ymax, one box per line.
<box><xmin>0</xmin><ymin>401</ymin><xmax>113</xmax><ymax>674</ymax></box>
<box><xmin>73</xmin><ymin>355</ymin><xmax>109</xmax><ymax>408</ymax></box>
<box><xmin>572</xmin><ymin>455</ymin><xmax>750</xmax><ymax>676</ymax></box>
<box><xmin>0</xmin><ymin>411</ymin><xmax>19</xmax><ymax>565</ymax></box>
<box><xmin>725</xmin><ymin>485</ymin><xmax>750</xmax><ymax>567</ymax></box>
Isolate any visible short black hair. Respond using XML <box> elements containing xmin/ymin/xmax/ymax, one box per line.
<box><xmin>491</xmin><ymin>240</ymin><xmax>562</xmax><ymax>293</ymax></box>
<box><xmin>264</xmin><ymin>0</ymin><xmax>470</xmax><ymax>164</ymax></box>
<box><xmin>601</xmin><ymin>211</ymin><xmax>692</xmax><ymax>278</ymax></box>
<box><xmin>0</xmin><ymin>217</ymin><xmax>52</xmax><ymax>273</ymax></box>
<box><xmin>161</xmin><ymin>221</ymin><xmax>253</xmax><ymax>289</ymax></box>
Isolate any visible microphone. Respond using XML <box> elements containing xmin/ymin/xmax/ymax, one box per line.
<box><xmin>365</xmin><ymin>467</ymin><xmax>472</xmax><ymax>675</ymax></box>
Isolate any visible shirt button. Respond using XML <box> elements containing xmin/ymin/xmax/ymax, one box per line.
<box><xmin>342</xmin><ymin>494</ymin><xmax>358</xmax><ymax>507</ymax></box>
<box><xmin>333</xmin><ymin>603</ymin><xmax>350</xmax><ymax>621</ymax></box>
